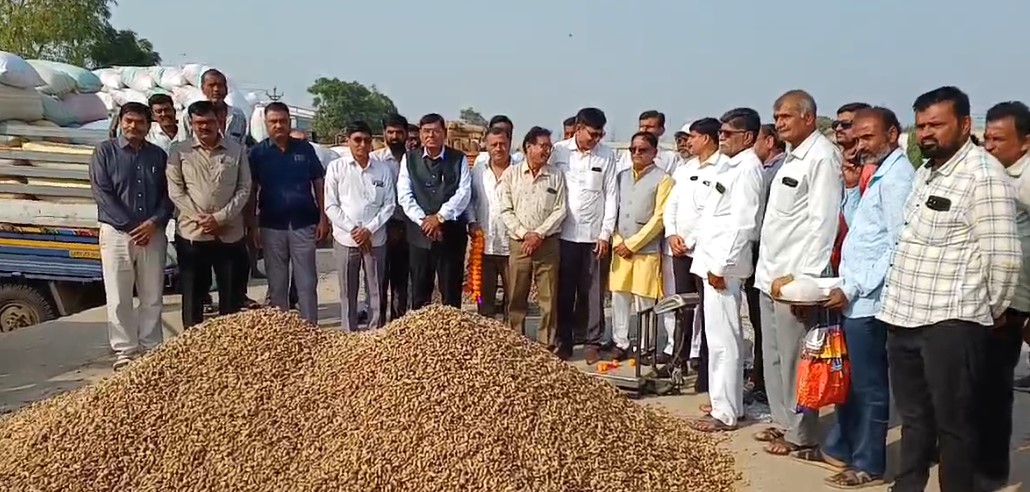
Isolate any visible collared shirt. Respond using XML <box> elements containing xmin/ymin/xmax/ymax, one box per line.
<box><xmin>497</xmin><ymin>161</ymin><xmax>567</xmax><ymax>240</ymax></box>
<box><xmin>878</xmin><ymin>140</ymin><xmax>1021</xmax><ymax>328</ymax></box>
<box><xmin>370</xmin><ymin>147</ymin><xmax>408</xmax><ymax>221</ymax></box>
<box><xmin>473</xmin><ymin>150</ymin><xmax>525</xmax><ymax>167</ymax></box>
<box><xmin>837</xmin><ymin>148</ymin><xmax>915</xmax><ymax>319</ymax></box>
<box><xmin>323</xmin><ymin>156</ymin><xmax>396</xmax><ymax>248</ymax></box>
<box><xmin>89</xmin><ymin>137</ymin><xmax>173</xmax><ymax>233</ymax></box>
<box><xmin>396</xmin><ymin>147</ymin><xmax>471</xmax><ymax>223</ymax></box>
<box><xmin>166</xmin><ymin>137</ymin><xmax>251</xmax><ymax>243</ymax></box>
<box><xmin>549</xmin><ymin>138</ymin><xmax>618</xmax><ymax>243</ymax></box>
<box><xmin>617</xmin><ymin>147</ymin><xmax>684</xmax><ymax>175</ymax></box>
<box><xmin>662</xmin><ymin>151</ymin><xmax>728</xmax><ymax>256</ymax></box>
<box><xmin>467</xmin><ymin>160</ymin><xmax>514</xmax><ymax>255</ymax></box>
<box><xmin>1005</xmin><ymin>153</ymin><xmax>1030</xmax><ymax>312</ymax></box>
<box><xmin>146</xmin><ymin>123</ymin><xmax>186</xmax><ymax>153</ymax></box>
<box><xmin>755</xmin><ymin>131</ymin><xmax>843</xmax><ymax>294</ymax></box>
<box><xmin>690</xmin><ymin>149</ymin><xmax>764</xmax><ymax>279</ymax></box>
<box><xmin>180</xmin><ymin>104</ymin><xmax>249</xmax><ymax>146</ymax></box>
<box><xmin>249</xmin><ymin>137</ymin><xmax>326</xmax><ymax>230</ymax></box>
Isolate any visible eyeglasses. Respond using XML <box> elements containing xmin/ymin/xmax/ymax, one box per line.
<box><xmin>629</xmin><ymin>146</ymin><xmax>653</xmax><ymax>154</ymax></box>
<box><xmin>350</xmin><ymin>136</ymin><xmax>371</xmax><ymax>144</ymax></box>
<box><xmin>832</xmin><ymin>120</ymin><xmax>853</xmax><ymax>130</ymax></box>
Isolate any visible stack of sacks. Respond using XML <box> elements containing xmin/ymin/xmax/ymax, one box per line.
<box><xmin>95</xmin><ymin>64</ymin><xmax>254</xmax><ymax>132</ymax></box>
<box><xmin>0</xmin><ymin>51</ymin><xmax>46</xmax><ymax>125</ymax></box>
<box><xmin>26</xmin><ymin>60</ymin><xmax>107</xmax><ymax>127</ymax></box>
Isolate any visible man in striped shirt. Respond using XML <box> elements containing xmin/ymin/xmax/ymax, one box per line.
<box><xmin>878</xmin><ymin>86</ymin><xmax>1021</xmax><ymax>492</ymax></box>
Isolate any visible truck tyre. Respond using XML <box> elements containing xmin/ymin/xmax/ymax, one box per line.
<box><xmin>0</xmin><ymin>284</ymin><xmax>56</xmax><ymax>332</ymax></box>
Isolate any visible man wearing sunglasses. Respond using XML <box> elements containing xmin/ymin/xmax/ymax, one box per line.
<box><xmin>551</xmin><ymin>107</ymin><xmax>618</xmax><ymax>363</ymax></box>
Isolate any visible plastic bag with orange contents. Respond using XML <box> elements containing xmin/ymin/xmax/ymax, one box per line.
<box><xmin>795</xmin><ymin>310</ymin><xmax>850</xmax><ymax>412</ymax></box>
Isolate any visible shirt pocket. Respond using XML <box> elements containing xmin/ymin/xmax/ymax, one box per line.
<box><xmin>904</xmin><ymin>193</ymin><xmax>965</xmax><ymax>247</ymax></box>
<box><xmin>771</xmin><ymin>171</ymin><xmax>805</xmax><ymax>216</ymax></box>
<box><xmin>213</xmin><ymin>154</ymin><xmax>238</xmax><ymax>183</ymax></box>
<box><xmin>691</xmin><ymin>177</ymin><xmax>712</xmax><ymax>211</ymax></box>
<box><xmin>584</xmin><ymin>166</ymin><xmax>604</xmax><ymax>192</ymax></box>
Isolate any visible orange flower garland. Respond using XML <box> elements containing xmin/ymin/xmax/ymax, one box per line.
<box><xmin>465</xmin><ymin>229</ymin><xmax>485</xmax><ymax>304</ymax></box>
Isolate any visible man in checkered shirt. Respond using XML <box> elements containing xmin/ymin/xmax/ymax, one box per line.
<box><xmin>877</xmin><ymin>86</ymin><xmax>1021</xmax><ymax>492</ymax></box>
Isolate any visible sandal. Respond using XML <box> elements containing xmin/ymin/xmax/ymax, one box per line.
<box><xmin>753</xmin><ymin>427</ymin><xmax>785</xmax><ymax>442</ymax></box>
<box><xmin>789</xmin><ymin>447</ymin><xmax>847</xmax><ymax>472</ymax></box>
<box><xmin>690</xmin><ymin>415</ymin><xmax>737</xmax><ymax>433</ymax></box>
<box><xmin>825</xmin><ymin>469</ymin><xmax>884</xmax><ymax>490</ymax></box>
<box><xmin>699</xmin><ymin>403</ymin><xmax>713</xmax><ymax>415</ymax></box>
<box><xmin>763</xmin><ymin>438</ymin><xmax>813</xmax><ymax>456</ymax></box>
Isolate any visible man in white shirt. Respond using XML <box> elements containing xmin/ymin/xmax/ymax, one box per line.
<box><xmin>473</xmin><ymin>115</ymin><xmax>525</xmax><ymax>168</ymax></box>
<box><xmin>397</xmin><ymin>113</ymin><xmax>472</xmax><ymax>309</ymax></box>
<box><xmin>662</xmin><ymin>118</ymin><xmax>725</xmax><ymax>388</ymax></box>
<box><xmin>977</xmin><ymin>100</ymin><xmax>1030</xmax><ymax>489</ymax></box>
<box><xmin>551</xmin><ymin>107</ymin><xmax>618</xmax><ymax>363</ymax></box>
<box><xmin>324</xmin><ymin>121</ymin><xmax>396</xmax><ymax>331</ymax></box>
<box><xmin>467</xmin><ymin>127</ymin><xmax>515</xmax><ymax>319</ymax></box>
<box><xmin>674</xmin><ymin>123</ymin><xmax>694</xmax><ymax>161</ymax></box>
<box><xmin>617</xmin><ymin>110</ymin><xmax>684</xmax><ymax>174</ymax></box>
<box><xmin>146</xmin><ymin>93</ymin><xmax>184</xmax><ymax>152</ymax></box>
<box><xmin>369</xmin><ymin>114</ymin><xmax>413</xmax><ymax>322</ymax></box>
<box><xmin>754</xmin><ymin>90</ymin><xmax>842</xmax><ymax>456</ymax></box>
<box><xmin>688</xmin><ymin>109</ymin><xmax>764</xmax><ymax>433</ymax></box>
<box><xmin>562</xmin><ymin>116</ymin><xmax>577</xmax><ymax>141</ymax></box>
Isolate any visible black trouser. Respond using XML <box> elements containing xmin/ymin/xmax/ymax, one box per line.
<box><xmin>176</xmin><ymin>236</ymin><xmax>245</xmax><ymax>328</ymax></box>
<box><xmin>478</xmin><ymin>254</ymin><xmax>509</xmax><ymax>318</ymax></box>
<box><xmin>233</xmin><ymin>240</ymin><xmax>251</xmax><ymax>306</ymax></box>
<box><xmin>975</xmin><ymin>310</ymin><xmax>1027</xmax><ymax>482</ymax></box>
<box><xmin>409</xmin><ymin>222</ymin><xmax>467</xmax><ymax>310</ymax></box>
<box><xmin>556</xmin><ymin>240</ymin><xmax>606</xmax><ymax>350</ymax></box>
<box><xmin>888</xmin><ymin>320</ymin><xmax>986</xmax><ymax>492</ymax></box>
<box><xmin>746</xmin><ymin>243</ymin><xmax>764</xmax><ymax>392</ymax></box>
<box><xmin>673</xmin><ymin>255</ymin><xmax>708</xmax><ymax>392</ymax></box>
<box><xmin>381</xmin><ymin>220</ymin><xmax>409</xmax><ymax>321</ymax></box>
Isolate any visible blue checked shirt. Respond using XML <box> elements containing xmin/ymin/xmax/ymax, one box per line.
<box><xmin>837</xmin><ymin>148</ymin><xmax>915</xmax><ymax>319</ymax></box>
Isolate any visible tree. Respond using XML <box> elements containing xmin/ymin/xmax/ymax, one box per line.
<box><xmin>88</xmin><ymin>26</ymin><xmax>161</xmax><ymax>69</ymax></box>
<box><xmin>0</xmin><ymin>0</ymin><xmax>161</xmax><ymax>68</ymax></box>
<box><xmin>308</xmin><ymin>78</ymin><xmax>398</xmax><ymax>140</ymax></box>
<box><xmin>816</xmin><ymin>115</ymin><xmax>834</xmax><ymax>134</ymax></box>
<box><xmin>0</xmin><ymin>0</ymin><xmax>111</xmax><ymax>66</ymax></box>
<box><xmin>459</xmin><ymin>107</ymin><xmax>488</xmax><ymax>127</ymax></box>
<box><xmin>905</xmin><ymin>128</ymin><xmax>923</xmax><ymax>166</ymax></box>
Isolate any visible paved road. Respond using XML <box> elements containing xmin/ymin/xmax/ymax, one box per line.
<box><xmin>1</xmin><ymin>250</ymin><xmax>1028</xmax><ymax>491</ymax></box>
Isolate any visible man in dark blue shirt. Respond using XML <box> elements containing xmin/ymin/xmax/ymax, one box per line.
<box><xmin>248</xmin><ymin>102</ymin><xmax>328</xmax><ymax>324</ymax></box>
<box><xmin>89</xmin><ymin>102</ymin><xmax>174</xmax><ymax>371</ymax></box>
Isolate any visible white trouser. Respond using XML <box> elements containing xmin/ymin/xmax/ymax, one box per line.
<box><xmin>660</xmin><ymin>254</ymin><xmax>676</xmax><ymax>355</ymax></box>
<box><xmin>99</xmin><ymin>223</ymin><xmax>167</xmax><ymax>357</ymax></box>
<box><xmin>611</xmin><ymin>291</ymin><xmax>656</xmax><ymax>350</ymax></box>
<box><xmin>703</xmin><ymin>276</ymin><xmax>745</xmax><ymax>427</ymax></box>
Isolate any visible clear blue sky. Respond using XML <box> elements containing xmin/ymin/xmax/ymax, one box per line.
<box><xmin>112</xmin><ymin>0</ymin><xmax>1028</xmax><ymax>139</ymax></box>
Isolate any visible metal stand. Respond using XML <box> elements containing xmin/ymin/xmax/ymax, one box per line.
<box><xmin>591</xmin><ymin>293</ymin><xmax>700</xmax><ymax>397</ymax></box>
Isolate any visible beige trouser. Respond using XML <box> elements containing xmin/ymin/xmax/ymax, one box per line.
<box><xmin>507</xmin><ymin>236</ymin><xmax>559</xmax><ymax>345</ymax></box>
<box><xmin>99</xmin><ymin>223</ymin><xmax>167</xmax><ymax>357</ymax></box>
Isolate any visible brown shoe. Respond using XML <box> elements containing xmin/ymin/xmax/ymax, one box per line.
<box><xmin>584</xmin><ymin>346</ymin><xmax>601</xmax><ymax>365</ymax></box>
<box><xmin>608</xmin><ymin>346</ymin><xmax>631</xmax><ymax>361</ymax></box>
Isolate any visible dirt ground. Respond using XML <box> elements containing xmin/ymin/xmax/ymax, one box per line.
<box><xmin>1</xmin><ymin>250</ymin><xmax>1028</xmax><ymax>491</ymax></box>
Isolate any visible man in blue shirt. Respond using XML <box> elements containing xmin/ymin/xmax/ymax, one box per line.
<box><xmin>804</xmin><ymin>107</ymin><xmax>915</xmax><ymax>488</ymax></box>
<box><xmin>248</xmin><ymin>102</ymin><xmax>329</xmax><ymax>325</ymax></box>
<box><xmin>89</xmin><ymin>102</ymin><xmax>174</xmax><ymax>371</ymax></box>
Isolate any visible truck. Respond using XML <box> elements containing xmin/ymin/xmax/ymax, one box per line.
<box><xmin>0</xmin><ymin>123</ymin><xmax>177</xmax><ymax>332</ymax></box>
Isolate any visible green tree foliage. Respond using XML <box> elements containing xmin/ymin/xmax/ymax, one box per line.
<box><xmin>89</xmin><ymin>26</ymin><xmax>161</xmax><ymax>68</ymax></box>
<box><xmin>816</xmin><ymin>115</ymin><xmax>834</xmax><ymax>134</ymax></box>
<box><xmin>905</xmin><ymin>128</ymin><xmax>924</xmax><ymax>166</ymax></box>
<box><xmin>459</xmin><ymin>107</ymin><xmax>487</xmax><ymax>127</ymax></box>
<box><xmin>308</xmin><ymin>77</ymin><xmax>398</xmax><ymax>139</ymax></box>
<box><xmin>0</xmin><ymin>0</ymin><xmax>160</xmax><ymax>69</ymax></box>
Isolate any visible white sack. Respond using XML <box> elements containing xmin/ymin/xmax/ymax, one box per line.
<box><xmin>0</xmin><ymin>84</ymin><xmax>44</xmax><ymax>122</ymax></box>
<box><xmin>0</xmin><ymin>51</ymin><xmax>45</xmax><ymax>89</ymax></box>
<box><xmin>27</xmin><ymin>61</ymin><xmax>77</xmax><ymax>96</ymax></box>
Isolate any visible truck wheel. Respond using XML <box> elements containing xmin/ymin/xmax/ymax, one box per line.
<box><xmin>0</xmin><ymin>284</ymin><xmax>56</xmax><ymax>332</ymax></box>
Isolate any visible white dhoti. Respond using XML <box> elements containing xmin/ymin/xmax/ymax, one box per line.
<box><xmin>660</xmin><ymin>254</ymin><xmax>677</xmax><ymax>355</ymax></box>
<box><xmin>703</xmin><ymin>276</ymin><xmax>745</xmax><ymax>427</ymax></box>
<box><xmin>611</xmin><ymin>291</ymin><xmax>656</xmax><ymax>350</ymax></box>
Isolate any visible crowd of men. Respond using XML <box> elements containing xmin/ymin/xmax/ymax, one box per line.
<box><xmin>88</xmin><ymin>71</ymin><xmax>1029</xmax><ymax>491</ymax></box>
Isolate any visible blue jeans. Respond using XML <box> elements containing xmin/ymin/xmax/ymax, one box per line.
<box><xmin>823</xmin><ymin>316</ymin><xmax>890</xmax><ymax>477</ymax></box>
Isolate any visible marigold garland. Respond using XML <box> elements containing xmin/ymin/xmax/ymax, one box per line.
<box><xmin>465</xmin><ymin>229</ymin><xmax>485</xmax><ymax>304</ymax></box>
